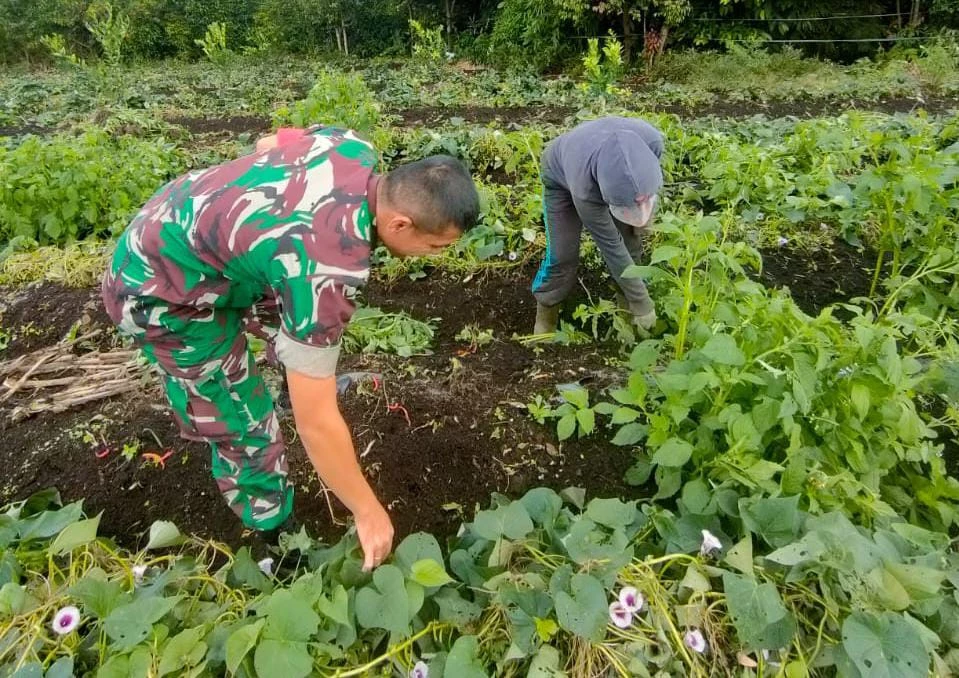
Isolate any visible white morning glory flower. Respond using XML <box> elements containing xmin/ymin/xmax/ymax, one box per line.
<box><xmin>777</xmin><ymin>236</ymin><xmax>789</xmax><ymax>247</ymax></box>
<box><xmin>132</xmin><ymin>564</ymin><xmax>147</xmax><ymax>584</ymax></box>
<box><xmin>684</xmin><ymin>628</ymin><xmax>707</xmax><ymax>653</ymax></box>
<box><xmin>618</xmin><ymin>586</ymin><xmax>644</xmax><ymax>613</ymax></box>
<box><xmin>700</xmin><ymin>530</ymin><xmax>722</xmax><ymax>557</ymax></box>
<box><xmin>257</xmin><ymin>557</ymin><xmax>274</xmax><ymax>576</ymax></box>
<box><xmin>410</xmin><ymin>660</ymin><xmax>429</xmax><ymax>678</ymax></box>
<box><xmin>608</xmin><ymin>601</ymin><xmax>633</xmax><ymax>628</ymax></box>
<box><xmin>52</xmin><ymin>606</ymin><xmax>81</xmax><ymax>635</ymax></box>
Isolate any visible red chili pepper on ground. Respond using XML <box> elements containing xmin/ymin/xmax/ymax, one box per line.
<box><xmin>142</xmin><ymin>449</ymin><xmax>174</xmax><ymax>469</ymax></box>
<box><xmin>95</xmin><ymin>448</ymin><xmax>111</xmax><ymax>459</ymax></box>
<box><xmin>387</xmin><ymin>402</ymin><xmax>411</xmax><ymax>426</ymax></box>
<box><xmin>372</xmin><ymin>376</ymin><xmax>381</xmax><ymax>391</ymax></box>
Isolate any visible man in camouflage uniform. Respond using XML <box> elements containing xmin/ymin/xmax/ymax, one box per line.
<box><xmin>103</xmin><ymin>126</ymin><xmax>480</xmax><ymax>569</ymax></box>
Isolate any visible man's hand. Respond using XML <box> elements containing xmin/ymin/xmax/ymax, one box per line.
<box><xmin>633</xmin><ymin>308</ymin><xmax>657</xmax><ymax>338</ymax></box>
<box><xmin>287</xmin><ymin>368</ymin><xmax>395</xmax><ymax>570</ymax></box>
<box><xmin>255</xmin><ymin>133</ymin><xmax>279</xmax><ymax>153</ymax></box>
<box><xmin>355</xmin><ymin>502</ymin><xmax>395</xmax><ymax>571</ymax></box>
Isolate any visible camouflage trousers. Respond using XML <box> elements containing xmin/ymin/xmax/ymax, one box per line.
<box><xmin>102</xmin><ymin>275</ymin><xmax>292</xmax><ymax>531</ymax></box>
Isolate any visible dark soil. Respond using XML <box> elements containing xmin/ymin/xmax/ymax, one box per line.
<box><xmin>0</xmin><ymin>283</ymin><xmax>114</xmax><ymax>360</ymax></box>
<box><xmin>658</xmin><ymin>95</ymin><xmax>959</xmax><ymax>120</ymax></box>
<box><xmin>0</xmin><ymin>123</ymin><xmax>52</xmax><ymax>137</ymax></box>
<box><xmin>395</xmin><ymin>105</ymin><xmax>576</xmax><ymax>127</ymax></box>
<box><xmin>165</xmin><ymin>114</ymin><xmax>272</xmax><ymax>137</ymax></box>
<box><xmin>756</xmin><ymin>240</ymin><xmax>876</xmax><ymax>316</ymax></box>
<box><xmin>393</xmin><ymin>96</ymin><xmax>959</xmax><ymax>129</ymax></box>
<box><xmin>0</xmin><ymin>267</ymin><xmax>639</xmax><ymax>552</ymax></box>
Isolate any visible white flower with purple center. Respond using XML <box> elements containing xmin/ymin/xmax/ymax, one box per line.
<box><xmin>608</xmin><ymin>601</ymin><xmax>633</xmax><ymax>628</ymax></box>
<box><xmin>684</xmin><ymin>628</ymin><xmax>707</xmax><ymax>653</ymax></box>
<box><xmin>777</xmin><ymin>236</ymin><xmax>789</xmax><ymax>247</ymax></box>
<box><xmin>410</xmin><ymin>660</ymin><xmax>429</xmax><ymax>678</ymax></box>
<box><xmin>700</xmin><ymin>530</ymin><xmax>722</xmax><ymax>557</ymax></box>
<box><xmin>257</xmin><ymin>557</ymin><xmax>274</xmax><ymax>576</ymax></box>
<box><xmin>618</xmin><ymin>586</ymin><xmax>644</xmax><ymax>614</ymax></box>
<box><xmin>51</xmin><ymin>606</ymin><xmax>81</xmax><ymax>635</ymax></box>
<box><xmin>508</xmin><ymin>251</ymin><xmax>518</xmax><ymax>261</ymax></box>
<box><xmin>132</xmin><ymin>564</ymin><xmax>147</xmax><ymax>584</ymax></box>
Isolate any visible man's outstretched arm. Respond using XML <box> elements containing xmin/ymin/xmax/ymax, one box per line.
<box><xmin>287</xmin><ymin>369</ymin><xmax>394</xmax><ymax>571</ymax></box>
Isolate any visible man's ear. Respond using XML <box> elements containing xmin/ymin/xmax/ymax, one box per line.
<box><xmin>382</xmin><ymin>213</ymin><xmax>414</xmax><ymax>235</ymax></box>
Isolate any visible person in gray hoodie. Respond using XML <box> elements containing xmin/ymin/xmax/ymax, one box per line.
<box><xmin>531</xmin><ymin>116</ymin><xmax>664</xmax><ymax>334</ymax></box>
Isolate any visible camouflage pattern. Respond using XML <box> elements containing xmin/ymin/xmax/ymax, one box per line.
<box><xmin>102</xmin><ymin>127</ymin><xmax>377</xmax><ymax>530</ymax></box>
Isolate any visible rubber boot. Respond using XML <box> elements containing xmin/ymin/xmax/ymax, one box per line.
<box><xmin>533</xmin><ymin>303</ymin><xmax>560</xmax><ymax>334</ymax></box>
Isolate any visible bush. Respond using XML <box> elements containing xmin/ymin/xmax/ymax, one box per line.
<box><xmin>0</xmin><ymin>130</ymin><xmax>184</xmax><ymax>247</ymax></box>
<box><xmin>272</xmin><ymin>70</ymin><xmax>382</xmax><ymax>135</ymax></box>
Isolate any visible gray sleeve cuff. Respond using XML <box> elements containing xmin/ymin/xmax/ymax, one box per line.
<box><xmin>275</xmin><ymin>330</ymin><xmax>340</xmax><ymax>378</ymax></box>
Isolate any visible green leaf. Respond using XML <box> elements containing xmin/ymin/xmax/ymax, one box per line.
<box><xmin>262</xmin><ymin>590</ymin><xmax>320</xmax><ymax>642</ymax></box>
<box><xmin>410</xmin><ymin>558</ymin><xmax>454</xmax><ymax>587</ymax></box>
<box><xmin>395</xmin><ymin>533</ymin><xmax>444</xmax><ymax>577</ymax></box>
<box><xmin>561</xmin><ymin>387</ymin><xmax>589</xmax><ymax>409</ymax></box>
<box><xmin>557</xmin><ymin>414</ymin><xmax>576</xmax><ymax>441</ymax></box>
<box><xmin>701</xmin><ymin>334</ymin><xmax>746</xmax><ymax>367</ymax></box>
<box><xmin>652</xmin><ymin>438</ymin><xmax>694</xmax><ymax>467</ymax></box>
<box><xmin>842</xmin><ymin>611</ymin><xmax>929</xmax><ymax>678</ymax></box>
<box><xmin>739</xmin><ymin>496</ymin><xmax>802</xmax><ymax>548</ymax></box>
<box><xmin>851</xmin><ymin>383</ymin><xmax>871</xmax><ymax>420</ymax></box>
<box><xmin>625</xmin><ymin>458</ymin><xmax>653</xmax><ymax>485</ymax></box>
<box><xmin>610</xmin><ymin>406</ymin><xmax>641</xmax><ymax>425</ymax></box>
<box><xmin>555</xmin><ymin>573</ymin><xmax>608</xmax><ymax>642</ymax></box>
<box><xmin>724</xmin><ymin>535</ymin><xmax>754</xmax><ymax>575</ymax></box>
<box><xmin>253</xmin><ymin>639</ymin><xmax>313</xmax><ymax>678</ymax></box>
<box><xmin>146</xmin><ymin>520</ymin><xmax>182</xmax><ymax>550</ymax></box>
<box><xmin>520</xmin><ymin>488</ymin><xmax>562</xmax><ymax>526</ymax></box>
<box><xmin>104</xmin><ymin>596</ymin><xmax>181</xmax><ymax>651</ymax></box>
<box><xmin>158</xmin><ymin>626</ymin><xmax>207</xmax><ymax>676</ymax></box>
<box><xmin>650</xmin><ymin>245</ymin><xmax>683</xmax><ymax>264</ymax></box>
<box><xmin>585</xmin><ymin>498</ymin><xmax>636</xmax><ymax>529</ymax></box>
<box><xmin>653</xmin><ymin>465</ymin><xmax>683</xmax><ymax>499</ymax></box>
<box><xmin>723</xmin><ymin>573</ymin><xmax>796</xmax><ymax>650</ymax></box>
<box><xmin>865</xmin><ymin>567</ymin><xmax>912</xmax><ymax>611</ymax></box>
<box><xmin>0</xmin><ymin>583</ymin><xmax>34</xmax><ymax>618</ymax></box>
<box><xmin>434</xmin><ymin>588</ymin><xmax>482</xmax><ymax>626</ymax></box>
<box><xmin>527</xmin><ymin>645</ymin><xmax>568</xmax><ymax>677</ymax></box>
<box><xmin>225</xmin><ymin>619</ymin><xmax>264</xmax><ymax>675</ymax></box>
<box><xmin>10</xmin><ymin>663</ymin><xmax>42</xmax><ymax>678</ymax></box>
<box><xmin>680</xmin><ymin>564</ymin><xmax>712</xmax><ymax>593</ymax></box>
<box><xmin>445</xmin><ymin>635</ymin><xmax>488</xmax><ymax>678</ymax></box>
<box><xmin>49</xmin><ymin>514</ymin><xmax>101</xmax><ymax>554</ymax></box>
<box><xmin>473</xmin><ymin>502</ymin><xmax>534</xmax><ymax>541</ymax></box>
<box><xmin>575</xmin><ymin>408</ymin><xmax>595</xmax><ymax>435</ymax></box>
<box><xmin>17</xmin><ymin>502</ymin><xmax>83</xmax><ymax>541</ymax></box>
<box><xmin>46</xmin><ymin>657</ymin><xmax>74</xmax><ymax>678</ymax></box>
<box><xmin>564</xmin><ymin>518</ymin><xmax>632</xmax><ymax>568</ymax></box>
<box><xmin>559</xmin><ymin>487</ymin><xmax>586</xmax><ymax>509</ymax></box>
<box><xmin>611</xmin><ymin>423</ymin><xmax>648</xmax><ymax>446</ymax></box>
<box><xmin>317</xmin><ymin>585</ymin><xmax>350</xmax><ymax>627</ymax></box>
<box><xmin>681</xmin><ymin>479</ymin><xmax>712</xmax><ymax>514</ymax></box>
<box><xmin>69</xmin><ymin>574</ymin><xmax>128</xmax><ymax>619</ymax></box>
<box><xmin>230</xmin><ymin>547</ymin><xmax>273</xmax><ymax>592</ymax></box>
<box><xmin>355</xmin><ymin>564</ymin><xmax>410</xmax><ymax>635</ymax></box>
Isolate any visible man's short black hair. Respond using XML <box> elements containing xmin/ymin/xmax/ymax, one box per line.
<box><xmin>382</xmin><ymin>155</ymin><xmax>480</xmax><ymax>234</ymax></box>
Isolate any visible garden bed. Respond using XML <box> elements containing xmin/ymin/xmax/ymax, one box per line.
<box><xmin>1</xmin><ymin>244</ymin><xmax>955</xmax><ymax>554</ymax></box>
<box><xmin>0</xmin><ymin>265</ymin><xmax>638</xmax><ymax>553</ymax></box>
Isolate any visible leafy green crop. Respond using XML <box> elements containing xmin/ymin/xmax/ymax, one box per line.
<box><xmin>342</xmin><ymin>306</ymin><xmax>436</xmax><ymax>357</ymax></box>
<box><xmin>0</xmin><ymin>130</ymin><xmax>183</xmax><ymax>248</ymax></box>
<box><xmin>1</xmin><ymin>485</ymin><xmax>956</xmax><ymax>676</ymax></box>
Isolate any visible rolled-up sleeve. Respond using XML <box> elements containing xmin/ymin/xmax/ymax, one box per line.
<box><xmin>271</xmin><ymin>274</ymin><xmax>356</xmax><ymax>378</ymax></box>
